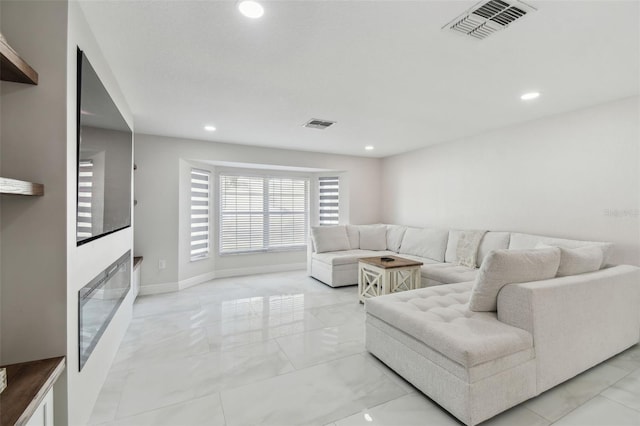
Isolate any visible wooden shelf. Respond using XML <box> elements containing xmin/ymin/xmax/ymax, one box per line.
<box><xmin>0</xmin><ymin>177</ymin><xmax>44</xmax><ymax>196</ymax></box>
<box><xmin>0</xmin><ymin>357</ymin><xmax>65</xmax><ymax>426</ymax></box>
<box><xmin>0</xmin><ymin>34</ymin><xmax>38</xmax><ymax>85</ymax></box>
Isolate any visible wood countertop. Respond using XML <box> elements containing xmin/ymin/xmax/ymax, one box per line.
<box><xmin>358</xmin><ymin>255</ymin><xmax>423</xmax><ymax>269</ymax></box>
<box><xmin>0</xmin><ymin>356</ymin><xmax>65</xmax><ymax>426</ymax></box>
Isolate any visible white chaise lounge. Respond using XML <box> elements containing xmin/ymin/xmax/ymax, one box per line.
<box><xmin>308</xmin><ymin>224</ymin><xmax>640</xmax><ymax>425</ymax></box>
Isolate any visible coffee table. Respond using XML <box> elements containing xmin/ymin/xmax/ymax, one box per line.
<box><xmin>358</xmin><ymin>255</ymin><xmax>423</xmax><ymax>303</ymax></box>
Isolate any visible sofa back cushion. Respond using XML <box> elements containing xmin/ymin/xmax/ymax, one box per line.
<box><xmin>311</xmin><ymin>225</ymin><xmax>350</xmax><ymax>253</ymax></box>
<box><xmin>399</xmin><ymin>227</ymin><xmax>449</xmax><ymax>262</ymax></box>
<box><xmin>469</xmin><ymin>248</ymin><xmax>561</xmax><ymax>312</ymax></box>
<box><xmin>536</xmin><ymin>243</ymin><xmax>603</xmax><ymax>277</ymax></box>
<box><xmin>386</xmin><ymin>225</ymin><xmax>407</xmax><ymax>252</ymax></box>
<box><xmin>509</xmin><ymin>232</ymin><xmax>612</xmax><ymax>267</ymax></box>
<box><xmin>345</xmin><ymin>225</ymin><xmax>360</xmax><ymax>249</ymax></box>
<box><xmin>477</xmin><ymin>232</ymin><xmax>511</xmax><ymax>267</ymax></box>
<box><xmin>445</xmin><ymin>231</ymin><xmax>511</xmax><ymax>267</ymax></box>
<box><xmin>359</xmin><ymin>224</ymin><xmax>387</xmax><ymax>250</ymax></box>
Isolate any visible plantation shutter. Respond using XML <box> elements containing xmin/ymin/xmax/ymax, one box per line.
<box><xmin>219</xmin><ymin>175</ymin><xmax>265</xmax><ymax>253</ymax></box>
<box><xmin>268</xmin><ymin>178</ymin><xmax>308</xmax><ymax>248</ymax></box>
<box><xmin>190</xmin><ymin>168</ymin><xmax>211</xmax><ymax>260</ymax></box>
<box><xmin>77</xmin><ymin>159</ymin><xmax>94</xmax><ymax>238</ymax></box>
<box><xmin>318</xmin><ymin>176</ymin><xmax>339</xmax><ymax>225</ymax></box>
<box><xmin>220</xmin><ymin>174</ymin><xmax>309</xmax><ymax>254</ymax></box>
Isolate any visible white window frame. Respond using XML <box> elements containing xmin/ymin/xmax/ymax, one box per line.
<box><xmin>218</xmin><ymin>171</ymin><xmax>309</xmax><ymax>255</ymax></box>
<box><xmin>190</xmin><ymin>168</ymin><xmax>211</xmax><ymax>261</ymax></box>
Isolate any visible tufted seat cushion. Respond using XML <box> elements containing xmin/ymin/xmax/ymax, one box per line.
<box><xmin>365</xmin><ymin>282</ymin><xmax>533</xmax><ymax>369</ymax></box>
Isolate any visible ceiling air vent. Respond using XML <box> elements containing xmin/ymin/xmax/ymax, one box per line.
<box><xmin>303</xmin><ymin>119</ymin><xmax>336</xmax><ymax>130</ymax></box>
<box><xmin>444</xmin><ymin>0</ymin><xmax>536</xmax><ymax>40</ymax></box>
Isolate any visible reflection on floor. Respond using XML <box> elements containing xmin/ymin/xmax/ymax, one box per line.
<box><xmin>90</xmin><ymin>271</ymin><xmax>640</xmax><ymax>426</ymax></box>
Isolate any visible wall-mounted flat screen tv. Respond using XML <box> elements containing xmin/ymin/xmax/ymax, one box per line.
<box><xmin>76</xmin><ymin>48</ymin><xmax>132</xmax><ymax>246</ymax></box>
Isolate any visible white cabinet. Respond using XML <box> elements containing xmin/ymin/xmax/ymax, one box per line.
<box><xmin>25</xmin><ymin>387</ymin><xmax>54</xmax><ymax>426</ymax></box>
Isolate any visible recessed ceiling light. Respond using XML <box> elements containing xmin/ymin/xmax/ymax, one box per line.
<box><xmin>238</xmin><ymin>1</ymin><xmax>264</xmax><ymax>19</ymax></box>
<box><xmin>520</xmin><ymin>92</ymin><xmax>541</xmax><ymax>101</ymax></box>
<box><xmin>204</xmin><ymin>125</ymin><xmax>216</xmax><ymax>132</ymax></box>
<box><xmin>365</xmin><ymin>146</ymin><xmax>374</xmax><ymax>151</ymax></box>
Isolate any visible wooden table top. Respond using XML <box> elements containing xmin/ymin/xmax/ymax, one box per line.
<box><xmin>0</xmin><ymin>356</ymin><xmax>65</xmax><ymax>426</ymax></box>
<box><xmin>358</xmin><ymin>255</ymin><xmax>423</xmax><ymax>269</ymax></box>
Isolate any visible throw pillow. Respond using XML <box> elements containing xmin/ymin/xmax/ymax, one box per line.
<box><xmin>469</xmin><ymin>248</ymin><xmax>561</xmax><ymax>312</ymax></box>
<box><xmin>359</xmin><ymin>225</ymin><xmax>387</xmax><ymax>250</ymax></box>
<box><xmin>456</xmin><ymin>230</ymin><xmax>487</xmax><ymax>268</ymax></box>
<box><xmin>536</xmin><ymin>243</ymin><xmax>603</xmax><ymax>277</ymax></box>
<box><xmin>311</xmin><ymin>225</ymin><xmax>351</xmax><ymax>253</ymax></box>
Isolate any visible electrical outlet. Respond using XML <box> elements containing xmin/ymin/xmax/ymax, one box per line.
<box><xmin>158</xmin><ymin>259</ymin><xmax>166</xmax><ymax>270</ymax></box>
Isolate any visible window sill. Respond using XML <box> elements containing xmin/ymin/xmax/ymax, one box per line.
<box><xmin>219</xmin><ymin>246</ymin><xmax>307</xmax><ymax>257</ymax></box>
<box><xmin>190</xmin><ymin>255</ymin><xmax>210</xmax><ymax>262</ymax></box>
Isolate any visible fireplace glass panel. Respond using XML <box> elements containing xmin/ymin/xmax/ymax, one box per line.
<box><xmin>79</xmin><ymin>250</ymin><xmax>131</xmax><ymax>370</ymax></box>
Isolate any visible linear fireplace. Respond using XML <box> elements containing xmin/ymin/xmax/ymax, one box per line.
<box><xmin>79</xmin><ymin>250</ymin><xmax>131</xmax><ymax>370</ymax></box>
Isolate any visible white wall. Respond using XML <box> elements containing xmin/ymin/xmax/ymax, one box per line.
<box><xmin>66</xmin><ymin>1</ymin><xmax>134</xmax><ymax>424</ymax></box>
<box><xmin>382</xmin><ymin>97</ymin><xmax>640</xmax><ymax>265</ymax></box>
<box><xmin>134</xmin><ymin>133</ymin><xmax>382</xmax><ymax>291</ymax></box>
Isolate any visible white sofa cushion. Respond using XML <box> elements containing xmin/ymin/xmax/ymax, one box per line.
<box><xmin>447</xmin><ymin>231</ymin><xmax>511</xmax><ymax>267</ymax></box>
<box><xmin>420</xmin><ymin>263</ymin><xmax>478</xmax><ymax>284</ymax></box>
<box><xmin>477</xmin><ymin>232</ymin><xmax>511</xmax><ymax>267</ymax></box>
<box><xmin>359</xmin><ymin>225</ymin><xmax>387</xmax><ymax>250</ymax></box>
<box><xmin>469</xmin><ymin>248</ymin><xmax>561</xmax><ymax>312</ymax></box>
<box><xmin>445</xmin><ymin>230</ymin><xmax>464</xmax><ymax>263</ymax></box>
<box><xmin>313</xmin><ymin>249</ymin><xmax>397</xmax><ymax>266</ymax></box>
<box><xmin>399</xmin><ymin>228</ymin><xmax>449</xmax><ymax>262</ymax></box>
<box><xmin>537</xmin><ymin>243</ymin><xmax>603</xmax><ymax>277</ymax></box>
<box><xmin>311</xmin><ymin>225</ymin><xmax>350</xmax><ymax>253</ymax></box>
<box><xmin>386</xmin><ymin>225</ymin><xmax>407</xmax><ymax>252</ymax></box>
<box><xmin>345</xmin><ymin>225</ymin><xmax>360</xmax><ymax>249</ymax></box>
<box><xmin>509</xmin><ymin>232</ymin><xmax>612</xmax><ymax>267</ymax></box>
<box><xmin>365</xmin><ymin>282</ymin><xmax>534</xmax><ymax>368</ymax></box>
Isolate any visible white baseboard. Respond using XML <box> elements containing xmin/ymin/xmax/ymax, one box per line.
<box><xmin>138</xmin><ymin>281</ymin><xmax>179</xmax><ymax>296</ymax></box>
<box><xmin>178</xmin><ymin>271</ymin><xmax>218</xmax><ymax>291</ymax></box>
<box><xmin>212</xmin><ymin>262</ymin><xmax>306</xmax><ymax>279</ymax></box>
<box><xmin>139</xmin><ymin>263</ymin><xmax>306</xmax><ymax>295</ymax></box>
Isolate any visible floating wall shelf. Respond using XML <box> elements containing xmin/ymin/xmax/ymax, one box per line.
<box><xmin>0</xmin><ymin>33</ymin><xmax>38</xmax><ymax>85</ymax></box>
<box><xmin>0</xmin><ymin>177</ymin><xmax>44</xmax><ymax>196</ymax></box>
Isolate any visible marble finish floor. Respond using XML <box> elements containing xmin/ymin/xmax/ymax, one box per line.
<box><xmin>90</xmin><ymin>271</ymin><xmax>640</xmax><ymax>426</ymax></box>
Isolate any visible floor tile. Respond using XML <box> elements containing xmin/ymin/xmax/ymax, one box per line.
<box><xmin>133</xmin><ymin>294</ymin><xmax>201</xmax><ymax>318</ymax></box>
<box><xmin>310</xmin><ymin>301</ymin><xmax>365</xmax><ymax>327</ymax></box>
<box><xmin>333</xmin><ymin>393</ymin><xmax>459</xmax><ymax>426</ymax></box>
<box><xmin>205</xmin><ymin>310</ymin><xmax>325</xmax><ymax>351</ymax></box>
<box><xmin>524</xmin><ymin>363</ymin><xmax>629</xmax><ymax>422</ymax></box>
<box><xmin>481</xmin><ymin>405</ymin><xmax>549</xmax><ymax>426</ymax></box>
<box><xmin>120</xmin><ymin>327</ymin><xmax>211</xmax><ymax>369</ymax></box>
<box><xmin>553</xmin><ymin>395</ymin><xmax>640</xmax><ymax>426</ymax></box>
<box><xmin>276</xmin><ymin>322</ymin><xmax>365</xmax><ymax>369</ymax></box>
<box><xmin>360</xmin><ymin>351</ymin><xmax>417</xmax><ymax>394</ymax></box>
<box><xmin>220</xmin><ymin>354</ymin><xmax>407</xmax><ymax>426</ymax></box>
<box><xmin>116</xmin><ymin>340</ymin><xmax>294</xmax><ymax>418</ymax></box>
<box><xmin>88</xmin><ymin>370</ymin><xmax>129</xmax><ymax>425</ymax></box>
<box><xmin>605</xmin><ymin>344</ymin><xmax>640</xmax><ymax>373</ymax></box>
<box><xmin>113</xmin><ymin>394</ymin><xmax>225</xmax><ymax>426</ymax></box>
<box><xmin>601</xmin><ymin>368</ymin><xmax>640</xmax><ymax>412</ymax></box>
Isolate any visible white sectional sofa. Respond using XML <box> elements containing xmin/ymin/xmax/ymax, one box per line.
<box><xmin>308</xmin><ymin>224</ymin><xmax>640</xmax><ymax>425</ymax></box>
<box><xmin>308</xmin><ymin>224</ymin><xmax>612</xmax><ymax>287</ymax></box>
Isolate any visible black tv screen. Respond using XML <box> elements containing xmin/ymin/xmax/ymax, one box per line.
<box><xmin>76</xmin><ymin>49</ymin><xmax>132</xmax><ymax>246</ymax></box>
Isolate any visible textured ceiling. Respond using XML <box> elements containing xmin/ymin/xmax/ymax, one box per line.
<box><xmin>79</xmin><ymin>0</ymin><xmax>640</xmax><ymax>157</ymax></box>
